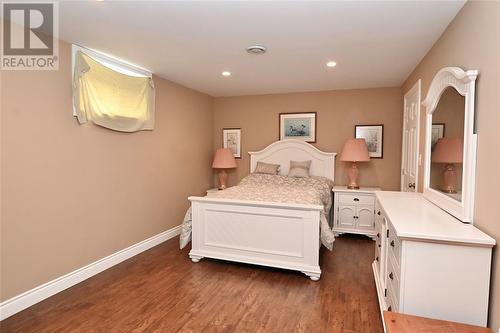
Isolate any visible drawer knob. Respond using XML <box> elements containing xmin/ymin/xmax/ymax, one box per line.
<box><xmin>390</xmin><ymin>240</ymin><xmax>395</xmax><ymax>247</ymax></box>
<box><xmin>376</xmin><ymin>256</ymin><xmax>379</xmax><ymax>262</ymax></box>
<box><xmin>378</xmin><ymin>244</ymin><xmax>381</xmax><ymax>248</ymax></box>
<box><xmin>353</xmin><ymin>198</ymin><xmax>360</xmax><ymax>202</ymax></box>
<box><xmin>376</xmin><ymin>233</ymin><xmax>380</xmax><ymax>238</ymax></box>
<box><xmin>387</xmin><ymin>306</ymin><xmax>392</xmax><ymax>312</ymax></box>
<box><xmin>389</xmin><ymin>272</ymin><xmax>394</xmax><ymax>280</ymax></box>
<box><xmin>377</xmin><ymin>211</ymin><xmax>381</xmax><ymax>215</ymax></box>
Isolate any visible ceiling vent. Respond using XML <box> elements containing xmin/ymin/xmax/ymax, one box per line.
<box><xmin>246</xmin><ymin>45</ymin><xmax>267</xmax><ymax>55</ymax></box>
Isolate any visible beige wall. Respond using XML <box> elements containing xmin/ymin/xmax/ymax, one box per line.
<box><xmin>213</xmin><ymin>88</ymin><xmax>403</xmax><ymax>190</ymax></box>
<box><xmin>0</xmin><ymin>40</ymin><xmax>214</xmax><ymax>301</ymax></box>
<box><xmin>402</xmin><ymin>1</ymin><xmax>500</xmax><ymax>329</ymax></box>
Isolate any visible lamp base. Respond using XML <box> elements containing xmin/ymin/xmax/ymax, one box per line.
<box><xmin>217</xmin><ymin>169</ymin><xmax>228</xmax><ymax>190</ymax></box>
<box><xmin>441</xmin><ymin>164</ymin><xmax>457</xmax><ymax>194</ymax></box>
<box><xmin>347</xmin><ymin>162</ymin><xmax>360</xmax><ymax>189</ymax></box>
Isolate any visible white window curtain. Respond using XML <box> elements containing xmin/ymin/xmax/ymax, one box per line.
<box><xmin>72</xmin><ymin>47</ymin><xmax>155</xmax><ymax>132</ymax></box>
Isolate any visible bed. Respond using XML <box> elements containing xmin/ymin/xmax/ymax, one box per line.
<box><xmin>187</xmin><ymin>139</ymin><xmax>337</xmax><ymax>280</ymax></box>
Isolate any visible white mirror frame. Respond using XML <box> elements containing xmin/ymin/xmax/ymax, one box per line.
<box><xmin>422</xmin><ymin>67</ymin><xmax>478</xmax><ymax>223</ymax></box>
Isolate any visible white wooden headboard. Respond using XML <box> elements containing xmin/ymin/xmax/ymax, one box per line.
<box><xmin>249</xmin><ymin>139</ymin><xmax>337</xmax><ymax>181</ymax></box>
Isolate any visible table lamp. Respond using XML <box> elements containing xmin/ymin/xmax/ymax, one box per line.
<box><xmin>340</xmin><ymin>138</ymin><xmax>370</xmax><ymax>189</ymax></box>
<box><xmin>212</xmin><ymin>148</ymin><xmax>237</xmax><ymax>190</ymax></box>
<box><xmin>432</xmin><ymin>138</ymin><xmax>463</xmax><ymax>194</ymax></box>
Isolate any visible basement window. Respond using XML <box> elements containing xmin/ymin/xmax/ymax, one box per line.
<box><xmin>71</xmin><ymin>44</ymin><xmax>155</xmax><ymax>132</ymax></box>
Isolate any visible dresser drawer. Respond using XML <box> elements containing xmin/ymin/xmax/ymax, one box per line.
<box><xmin>338</xmin><ymin>193</ymin><xmax>375</xmax><ymax>206</ymax></box>
<box><xmin>387</xmin><ymin>221</ymin><xmax>401</xmax><ymax>266</ymax></box>
<box><xmin>385</xmin><ymin>283</ymin><xmax>398</xmax><ymax>313</ymax></box>
<box><xmin>375</xmin><ymin>241</ymin><xmax>381</xmax><ymax>263</ymax></box>
<box><xmin>386</xmin><ymin>255</ymin><xmax>400</xmax><ymax>306</ymax></box>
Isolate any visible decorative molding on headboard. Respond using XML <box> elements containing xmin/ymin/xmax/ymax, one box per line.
<box><xmin>249</xmin><ymin>139</ymin><xmax>337</xmax><ymax>181</ymax></box>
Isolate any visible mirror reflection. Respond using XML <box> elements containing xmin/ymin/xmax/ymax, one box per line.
<box><xmin>430</xmin><ymin>87</ymin><xmax>465</xmax><ymax>201</ymax></box>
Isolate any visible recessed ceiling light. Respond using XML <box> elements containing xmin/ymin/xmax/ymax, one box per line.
<box><xmin>222</xmin><ymin>71</ymin><xmax>231</xmax><ymax>77</ymax></box>
<box><xmin>327</xmin><ymin>61</ymin><xmax>337</xmax><ymax>68</ymax></box>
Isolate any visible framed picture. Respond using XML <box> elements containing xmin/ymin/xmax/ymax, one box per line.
<box><xmin>431</xmin><ymin>123</ymin><xmax>445</xmax><ymax>150</ymax></box>
<box><xmin>223</xmin><ymin>128</ymin><xmax>241</xmax><ymax>158</ymax></box>
<box><xmin>279</xmin><ymin>112</ymin><xmax>316</xmax><ymax>143</ymax></box>
<box><xmin>355</xmin><ymin>124</ymin><xmax>384</xmax><ymax>158</ymax></box>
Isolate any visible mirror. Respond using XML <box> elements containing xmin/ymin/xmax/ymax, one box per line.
<box><xmin>429</xmin><ymin>87</ymin><xmax>465</xmax><ymax>201</ymax></box>
<box><xmin>422</xmin><ymin>67</ymin><xmax>478</xmax><ymax>223</ymax></box>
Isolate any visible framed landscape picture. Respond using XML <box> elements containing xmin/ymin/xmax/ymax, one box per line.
<box><xmin>223</xmin><ymin>128</ymin><xmax>241</xmax><ymax>158</ymax></box>
<box><xmin>355</xmin><ymin>124</ymin><xmax>384</xmax><ymax>158</ymax></box>
<box><xmin>279</xmin><ymin>112</ymin><xmax>316</xmax><ymax>143</ymax></box>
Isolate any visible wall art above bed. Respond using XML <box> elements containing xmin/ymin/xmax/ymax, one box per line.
<box><xmin>279</xmin><ymin>112</ymin><xmax>316</xmax><ymax>143</ymax></box>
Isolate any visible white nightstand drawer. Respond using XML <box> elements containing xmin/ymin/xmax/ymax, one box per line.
<box><xmin>338</xmin><ymin>193</ymin><xmax>375</xmax><ymax>206</ymax></box>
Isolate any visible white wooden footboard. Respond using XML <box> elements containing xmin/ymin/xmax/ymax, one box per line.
<box><xmin>188</xmin><ymin>196</ymin><xmax>323</xmax><ymax>280</ymax></box>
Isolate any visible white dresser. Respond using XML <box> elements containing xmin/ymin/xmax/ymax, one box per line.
<box><xmin>373</xmin><ymin>191</ymin><xmax>495</xmax><ymax>327</ymax></box>
<box><xmin>332</xmin><ymin>186</ymin><xmax>381</xmax><ymax>240</ymax></box>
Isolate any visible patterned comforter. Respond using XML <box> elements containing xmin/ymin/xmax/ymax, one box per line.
<box><xmin>180</xmin><ymin>173</ymin><xmax>336</xmax><ymax>250</ymax></box>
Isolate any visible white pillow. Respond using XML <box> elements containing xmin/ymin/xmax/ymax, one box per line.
<box><xmin>288</xmin><ymin>160</ymin><xmax>312</xmax><ymax>178</ymax></box>
<box><xmin>254</xmin><ymin>162</ymin><xmax>280</xmax><ymax>175</ymax></box>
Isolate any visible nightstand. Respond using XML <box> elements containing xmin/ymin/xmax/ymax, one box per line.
<box><xmin>206</xmin><ymin>188</ymin><xmax>220</xmax><ymax>197</ymax></box>
<box><xmin>332</xmin><ymin>186</ymin><xmax>381</xmax><ymax>240</ymax></box>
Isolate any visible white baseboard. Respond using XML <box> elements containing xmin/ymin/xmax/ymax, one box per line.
<box><xmin>0</xmin><ymin>225</ymin><xmax>181</xmax><ymax>321</ymax></box>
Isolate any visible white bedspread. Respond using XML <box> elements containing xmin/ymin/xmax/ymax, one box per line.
<box><xmin>180</xmin><ymin>173</ymin><xmax>335</xmax><ymax>250</ymax></box>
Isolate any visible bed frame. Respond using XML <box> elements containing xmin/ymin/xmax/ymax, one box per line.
<box><xmin>188</xmin><ymin>139</ymin><xmax>336</xmax><ymax>280</ymax></box>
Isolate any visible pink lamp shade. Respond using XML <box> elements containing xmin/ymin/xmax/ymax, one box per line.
<box><xmin>212</xmin><ymin>148</ymin><xmax>237</xmax><ymax>190</ymax></box>
<box><xmin>432</xmin><ymin>138</ymin><xmax>463</xmax><ymax>194</ymax></box>
<box><xmin>212</xmin><ymin>148</ymin><xmax>237</xmax><ymax>169</ymax></box>
<box><xmin>432</xmin><ymin>138</ymin><xmax>463</xmax><ymax>164</ymax></box>
<box><xmin>340</xmin><ymin>138</ymin><xmax>370</xmax><ymax>162</ymax></box>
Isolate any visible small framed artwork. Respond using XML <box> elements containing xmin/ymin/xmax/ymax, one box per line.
<box><xmin>355</xmin><ymin>124</ymin><xmax>384</xmax><ymax>158</ymax></box>
<box><xmin>279</xmin><ymin>112</ymin><xmax>316</xmax><ymax>143</ymax></box>
<box><xmin>223</xmin><ymin>128</ymin><xmax>241</xmax><ymax>158</ymax></box>
<box><xmin>431</xmin><ymin>123</ymin><xmax>445</xmax><ymax>150</ymax></box>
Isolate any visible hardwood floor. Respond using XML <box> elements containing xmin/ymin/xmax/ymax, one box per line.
<box><xmin>1</xmin><ymin>234</ymin><xmax>383</xmax><ymax>333</ymax></box>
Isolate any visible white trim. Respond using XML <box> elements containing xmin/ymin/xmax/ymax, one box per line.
<box><xmin>72</xmin><ymin>44</ymin><xmax>152</xmax><ymax>78</ymax></box>
<box><xmin>372</xmin><ymin>261</ymin><xmax>387</xmax><ymax>333</ymax></box>
<box><xmin>0</xmin><ymin>225</ymin><xmax>181</xmax><ymax>321</ymax></box>
<box><xmin>422</xmin><ymin>67</ymin><xmax>478</xmax><ymax>223</ymax></box>
<box><xmin>400</xmin><ymin>79</ymin><xmax>421</xmax><ymax>192</ymax></box>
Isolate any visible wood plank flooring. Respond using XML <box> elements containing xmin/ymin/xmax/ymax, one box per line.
<box><xmin>1</xmin><ymin>234</ymin><xmax>383</xmax><ymax>333</ymax></box>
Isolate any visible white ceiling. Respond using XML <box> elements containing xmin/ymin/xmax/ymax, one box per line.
<box><xmin>58</xmin><ymin>1</ymin><xmax>465</xmax><ymax>97</ymax></box>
